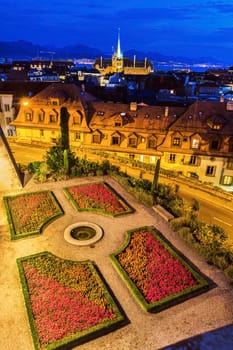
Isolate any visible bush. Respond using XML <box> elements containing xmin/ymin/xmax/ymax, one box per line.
<box><xmin>224</xmin><ymin>265</ymin><xmax>233</xmax><ymax>284</ymax></box>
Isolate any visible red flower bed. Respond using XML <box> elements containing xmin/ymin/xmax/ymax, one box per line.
<box><xmin>112</xmin><ymin>227</ymin><xmax>208</xmax><ymax>310</ymax></box>
<box><xmin>64</xmin><ymin>182</ymin><xmax>132</xmax><ymax>216</ymax></box>
<box><xmin>4</xmin><ymin>191</ymin><xmax>63</xmax><ymax>239</ymax></box>
<box><xmin>18</xmin><ymin>253</ymin><xmax>124</xmax><ymax>349</ymax></box>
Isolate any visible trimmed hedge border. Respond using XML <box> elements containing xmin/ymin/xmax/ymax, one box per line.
<box><xmin>17</xmin><ymin>252</ymin><xmax>127</xmax><ymax>350</ymax></box>
<box><xmin>110</xmin><ymin>226</ymin><xmax>210</xmax><ymax>313</ymax></box>
<box><xmin>3</xmin><ymin>191</ymin><xmax>64</xmax><ymax>240</ymax></box>
<box><xmin>63</xmin><ymin>181</ymin><xmax>134</xmax><ymax>217</ymax></box>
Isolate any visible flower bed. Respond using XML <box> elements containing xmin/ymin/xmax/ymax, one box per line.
<box><xmin>110</xmin><ymin>226</ymin><xmax>209</xmax><ymax>313</ymax></box>
<box><xmin>4</xmin><ymin>191</ymin><xmax>63</xmax><ymax>240</ymax></box>
<box><xmin>63</xmin><ymin>182</ymin><xmax>133</xmax><ymax>217</ymax></box>
<box><xmin>17</xmin><ymin>252</ymin><xmax>125</xmax><ymax>350</ymax></box>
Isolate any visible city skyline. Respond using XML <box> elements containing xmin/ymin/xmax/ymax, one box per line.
<box><xmin>0</xmin><ymin>0</ymin><xmax>233</xmax><ymax>63</ymax></box>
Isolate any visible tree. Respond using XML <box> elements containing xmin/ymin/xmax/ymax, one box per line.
<box><xmin>151</xmin><ymin>158</ymin><xmax>161</xmax><ymax>193</ymax></box>
<box><xmin>60</xmin><ymin>107</ymin><xmax>70</xmax><ymax>150</ymax></box>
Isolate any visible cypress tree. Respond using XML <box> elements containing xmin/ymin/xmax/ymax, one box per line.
<box><xmin>151</xmin><ymin>158</ymin><xmax>161</xmax><ymax>193</ymax></box>
<box><xmin>60</xmin><ymin>107</ymin><xmax>70</xmax><ymax>150</ymax></box>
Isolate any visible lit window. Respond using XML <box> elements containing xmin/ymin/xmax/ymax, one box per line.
<box><xmin>172</xmin><ymin>137</ymin><xmax>181</xmax><ymax>146</ymax></box>
<box><xmin>150</xmin><ymin>156</ymin><xmax>156</xmax><ymax>164</ymax></box>
<box><xmin>206</xmin><ymin>166</ymin><xmax>216</xmax><ymax>176</ymax></box>
<box><xmin>192</xmin><ymin>138</ymin><xmax>200</xmax><ymax>149</ymax></box>
<box><xmin>25</xmin><ymin>113</ymin><xmax>33</xmax><ymax>121</ymax></box>
<box><xmin>222</xmin><ymin>176</ymin><xmax>232</xmax><ymax>185</ymax></box>
<box><xmin>139</xmin><ymin>155</ymin><xmax>144</xmax><ymax>162</ymax></box>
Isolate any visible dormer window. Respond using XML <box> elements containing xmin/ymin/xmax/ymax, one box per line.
<box><xmin>114</xmin><ymin>119</ymin><xmax>122</xmax><ymax>127</ymax></box>
<box><xmin>49</xmin><ymin>98</ymin><xmax>59</xmax><ymax>106</ymax></box>
<box><xmin>38</xmin><ymin>110</ymin><xmax>45</xmax><ymax>122</ymax></box>
<box><xmin>172</xmin><ymin>137</ymin><xmax>181</xmax><ymax>147</ymax></box>
<box><xmin>191</xmin><ymin>138</ymin><xmax>200</xmax><ymax>149</ymax></box>
<box><xmin>25</xmin><ymin>112</ymin><xmax>33</xmax><ymax>121</ymax></box>
<box><xmin>128</xmin><ymin>134</ymin><xmax>138</xmax><ymax>148</ymax></box>
<box><xmin>210</xmin><ymin>139</ymin><xmax>220</xmax><ymax>150</ymax></box>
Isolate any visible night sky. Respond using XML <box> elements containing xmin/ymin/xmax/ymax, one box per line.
<box><xmin>1</xmin><ymin>0</ymin><xmax>233</xmax><ymax>63</ymax></box>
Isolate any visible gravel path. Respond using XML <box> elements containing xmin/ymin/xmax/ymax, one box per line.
<box><xmin>0</xmin><ymin>176</ymin><xmax>232</xmax><ymax>350</ymax></box>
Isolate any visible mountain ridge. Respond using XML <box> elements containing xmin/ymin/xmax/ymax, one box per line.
<box><xmin>0</xmin><ymin>40</ymin><xmax>227</xmax><ymax>65</ymax></box>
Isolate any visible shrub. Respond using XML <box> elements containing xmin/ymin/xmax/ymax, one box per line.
<box><xmin>224</xmin><ymin>265</ymin><xmax>233</xmax><ymax>284</ymax></box>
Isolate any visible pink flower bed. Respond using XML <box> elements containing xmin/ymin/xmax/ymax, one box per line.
<box><xmin>18</xmin><ymin>253</ymin><xmax>124</xmax><ymax>349</ymax></box>
<box><xmin>65</xmin><ymin>182</ymin><xmax>131</xmax><ymax>215</ymax></box>
<box><xmin>114</xmin><ymin>227</ymin><xmax>208</xmax><ymax>308</ymax></box>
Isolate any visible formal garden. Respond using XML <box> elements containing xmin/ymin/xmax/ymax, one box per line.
<box><xmin>4</xmin><ymin>180</ymin><xmax>212</xmax><ymax>350</ymax></box>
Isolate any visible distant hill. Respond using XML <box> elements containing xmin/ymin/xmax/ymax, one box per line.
<box><xmin>0</xmin><ymin>40</ymin><xmax>225</xmax><ymax>65</ymax></box>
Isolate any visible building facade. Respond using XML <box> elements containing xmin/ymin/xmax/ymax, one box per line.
<box><xmin>0</xmin><ymin>93</ymin><xmax>16</xmax><ymax>136</ymax></box>
<box><xmin>11</xmin><ymin>83</ymin><xmax>233</xmax><ymax>189</ymax></box>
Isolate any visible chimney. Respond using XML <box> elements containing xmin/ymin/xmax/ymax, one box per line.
<box><xmin>165</xmin><ymin>106</ymin><xmax>169</xmax><ymax>117</ymax></box>
<box><xmin>130</xmin><ymin>102</ymin><xmax>137</xmax><ymax>111</ymax></box>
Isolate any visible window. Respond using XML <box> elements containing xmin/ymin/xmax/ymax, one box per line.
<box><xmin>6</xmin><ymin>117</ymin><xmax>11</xmax><ymax>124</ymax></box>
<box><xmin>49</xmin><ymin>114</ymin><xmax>57</xmax><ymax>123</ymax></box>
<box><xmin>222</xmin><ymin>176</ymin><xmax>232</xmax><ymax>185</ymax></box>
<box><xmin>191</xmin><ymin>138</ymin><xmax>200</xmax><ymax>149</ymax></box>
<box><xmin>93</xmin><ymin>134</ymin><xmax>101</xmax><ymax>144</ymax></box>
<box><xmin>169</xmin><ymin>154</ymin><xmax>176</xmax><ymax>163</ymax></box>
<box><xmin>150</xmin><ymin>156</ymin><xmax>156</xmax><ymax>164</ymax></box>
<box><xmin>148</xmin><ymin>138</ymin><xmax>156</xmax><ymax>148</ymax></box>
<box><xmin>129</xmin><ymin>154</ymin><xmax>135</xmax><ymax>160</ymax></box>
<box><xmin>7</xmin><ymin>129</ymin><xmax>14</xmax><ymax>136</ymax></box>
<box><xmin>40</xmin><ymin>130</ymin><xmax>44</xmax><ymax>137</ymax></box>
<box><xmin>210</xmin><ymin>139</ymin><xmax>219</xmax><ymax>150</ymax></box>
<box><xmin>73</xmin><ymin>116</ymin><xmax>80</xmax><ymax>124</ymax></box>
<box><xmin>4</xmin><ymin>104</ymin><xmax>10</xmax><ymax>111</ymax></box>
<box><xmin>128</xmin><ymin>137</ymin><xmax>137</xmax><ymax>147</ymax></box>
<box><xmin>112</xmin><ymin>136</ymin><xmax>120</xmax><ymax>145</ymax></box>
<box><xmin>75</xmin><ymin>132</ymin><xmax>81</xmax><ymax>141</ymax></box>
<box><xmin>139</xmin><ymin>155</ymin><xmax>144</xmax><ymax>162</ymax></box>
<box><xmin>189</xmin><ymin>155</ymin><xmax>197</xmax><ymax>165</ymax></box>
<box><xmin>206</xmin><ymin>166</ymin><xmax>216</xmax><ymax>176</ymax></box>
<box><xmin>25</xmin><ymin>113</ymin><xmax>33</xmax><ymax>121</ymax></box>
<box><xmin>115</xmin><ymin>121</ymin><xmax>121</xmax><ymax>127</ymax></box>
<box><xmin>38</xmin><ymin>113</ymin><xmax>45</xmax><ymax>122</ymax></box>
<box><xmin>172</xmin><ymin>137</ymin><xmax>181</xmax><ymax>146</ymax></box>
<box><xmin>227</xmin><ymin>158</ymin><xmax>233</xmax><ymax>170</ymax></box>
<box><xmin>229</xmin><ymin>138</ymin><xmax>233</xmax><ymax>152</ymax></box>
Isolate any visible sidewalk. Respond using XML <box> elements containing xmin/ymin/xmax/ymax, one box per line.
<box><xmin>0</xmin><ymin>175</ymin><xmax>232</xmax><ymax>350</ymax></box>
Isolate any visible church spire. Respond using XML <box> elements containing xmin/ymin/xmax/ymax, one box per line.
<box><xmin>116</xmin><ymin>28</ymin><xmax>123</xmax><ymax>59</ymax></box>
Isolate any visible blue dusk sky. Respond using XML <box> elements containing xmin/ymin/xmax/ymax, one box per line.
<box><xmin>0</xmin><ymin>0</ymin><xmax>233</xmax><ymax>63</ymax></box>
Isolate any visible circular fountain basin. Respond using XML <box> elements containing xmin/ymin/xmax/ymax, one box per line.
<box><xmin>64</xmin><ymin>222</ymin><xmax>103</xmax><ymax>246</ymax></box>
